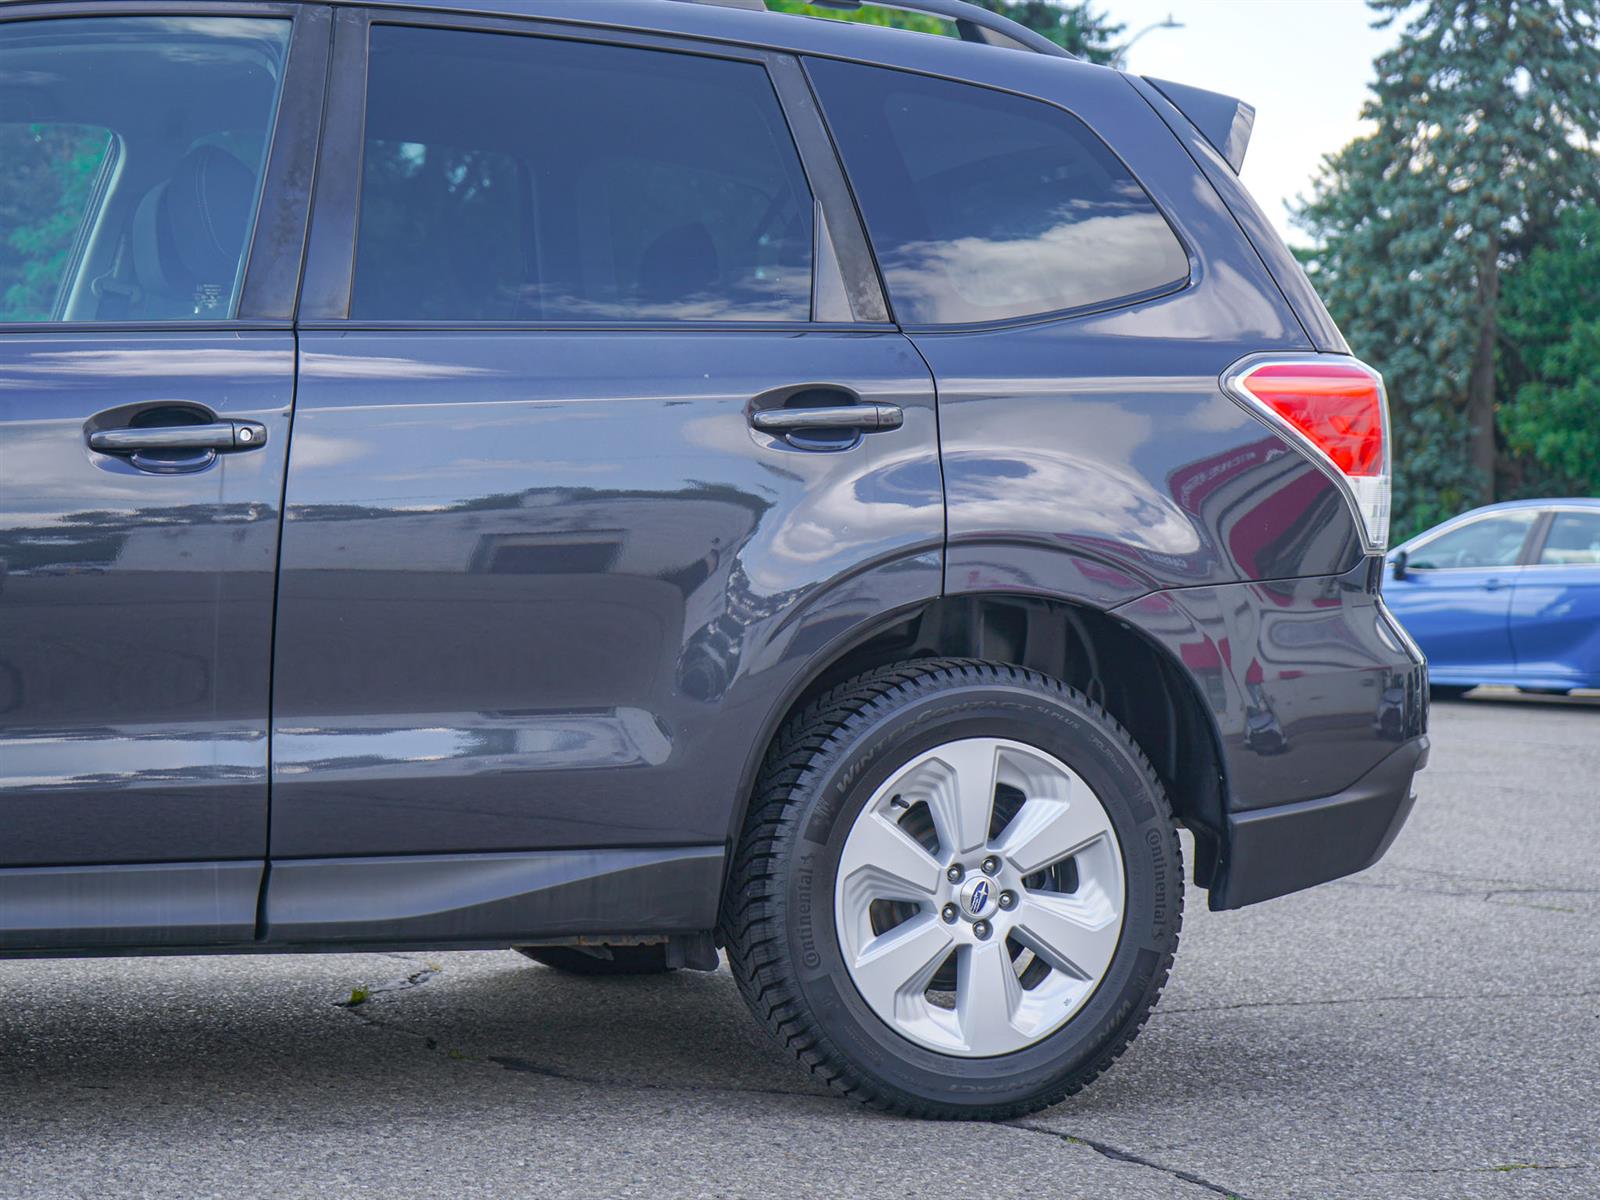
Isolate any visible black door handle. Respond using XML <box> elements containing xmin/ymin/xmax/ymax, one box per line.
<box><xmin>87</xmin><ymin>421</ymin><xmax>267</xmax><ymax>454</ymax></box>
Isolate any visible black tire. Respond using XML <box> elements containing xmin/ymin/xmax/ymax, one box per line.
<box><xmin>514</xmin><ymin>944</ymin><xmax>675</xmax><ymax>976</ymax></box>
<box><xmin>721</xmin><ymin>659</ymin><xmax>1182</xmax><ymax>1119</ymax></box>
<box><xmin>1430</xmin><ymin>684</ymin><xmax>1474</xmax><ymax>700</ymax></box>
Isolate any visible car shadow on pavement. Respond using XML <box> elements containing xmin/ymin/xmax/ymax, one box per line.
<box><xmin>0</xmin><ymin>946</ymin><xmax>1352</xmax><ymax>1128</ymax></box>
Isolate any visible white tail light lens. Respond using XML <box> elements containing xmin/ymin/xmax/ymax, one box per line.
<box><xmin>1225</xmin><ymin>357</ymin><xmax>1391</xmax><ymax>551</ymax></box>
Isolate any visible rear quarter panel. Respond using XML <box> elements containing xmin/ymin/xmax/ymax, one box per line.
<box><xmin>830</xmin><ymin>49</ymin><xmax>1365</xmax><ymax>601</ymax></box>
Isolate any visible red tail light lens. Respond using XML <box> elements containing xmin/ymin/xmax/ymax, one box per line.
<box><xmin>1225</xmin><ymin>357</ymin><xmax>1391</xmax><ymax>550</ymax></box>
<box><xmin>1236</xmin><ymin>362</ymin><xmax>1385</xmax><ymax>476</ymax></box>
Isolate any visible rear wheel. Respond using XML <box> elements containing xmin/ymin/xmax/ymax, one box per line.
<box><xmin>514</xmin><ymin>944</ymin><xmax>674</xmax><ymax>976</ymax></box>
<box><xmin>722</xmin><ymin>659</ymin><xmax>1181</xmax><ymax>1118</ymax></box>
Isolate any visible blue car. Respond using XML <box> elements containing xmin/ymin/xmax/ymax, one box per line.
<box><xmin>1385</xmin><ymin>499</ymin><xmax>1600</xmax><ymax>695</ymax></box>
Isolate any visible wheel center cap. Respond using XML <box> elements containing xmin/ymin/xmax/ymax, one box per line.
<box><xmin>958</xmin><ymin>875</ymin><xmax>997</xmax><ymax>920</ymax></box>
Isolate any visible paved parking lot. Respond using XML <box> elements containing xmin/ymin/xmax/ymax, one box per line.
<box><xmin>2</xmin><ymin>696</ymin><xmax>1596</xmax><ymax>1200</ymax></box>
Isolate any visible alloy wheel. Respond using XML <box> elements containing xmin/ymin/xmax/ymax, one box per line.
<box><xmin>833</xmin><ymin>737</ymin><xmax>1125</xmax><ymax>1057</ymax></box>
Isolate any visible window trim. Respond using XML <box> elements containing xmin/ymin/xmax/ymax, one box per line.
<box><xmin>239</xmin><ymin>3</ymin><xmax>333</xmax><ymax>320</ymax></box>
<box><xmin>1526</xmin><ymin>505</ymin><xmax>1600</xmax><ymax>570</ymax></box>
<box><xmin>51</xmin><ymin>125</ymin><xmax>123</xmax><ymax>321</ymax></box>
<box><xmin>1401</xmin><ymin>509</ymin><xmax>1544</xmax><ymax>574</ymax></box>
<box><xmin>767</xmin><ymin>53</ymin><xmax>889</xmax><ymax>324</ymax></box>
<box><xmin>798</xmin><ymin>52</ymin><xmax>1197</xmax><ymax>333</ymax></box>
<box><xmin>299</xmin><ymin>7</ymin><xmax>893</xmax><ymax>331</ymax></box>
<box><xmin>0</xmin><ymin>0</ymin><xmax>327</xmax><ymax>332</ymax></box>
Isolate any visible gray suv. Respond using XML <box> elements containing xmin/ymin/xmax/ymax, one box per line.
<box><xmin>0</xmin><ymin>0</ymin><xmax>1427</xmax><ymax>1117</ymax></box>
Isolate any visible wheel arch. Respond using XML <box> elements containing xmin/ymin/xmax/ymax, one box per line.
<box><xmin>724</xmin><ymin>591</ymin><xmax>1229</xmax><ymax>893</ymax></box>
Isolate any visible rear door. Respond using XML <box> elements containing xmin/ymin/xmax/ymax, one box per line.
<box><xmin>0</xmin><ymin>6</ymin><xmax>325</xmax><ymax>943</ymax></box>
<box><xmin>1510</xmin><ymin>508</ymin><xmax>1600</xmax><ymax>688</ymax></box>
<box><xmin>270</xmin><ymin>13</ymin><xmax>941</xmax><ymax>864</ymax></box>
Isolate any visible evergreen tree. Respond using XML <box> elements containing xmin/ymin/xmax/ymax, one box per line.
<box><xmin>0</xmin><ymin>126</ymin><xmax>110</xmax><ymax>322</ymax></box>
<box><xmin>1296</xmin><ymin>0</ymin><xmax>1600</xmax><ymax>534</ymax></box>
<box><xmin>977</xmin><ymin>1</ymin><xmax>1123</xmax><ymax>62</ymax></box>
<box><xmin>1500</xmin><ymin>203</ymin><xmax>1600</xmax><ymax>495</ymax></box>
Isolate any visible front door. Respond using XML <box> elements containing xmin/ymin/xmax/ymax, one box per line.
<box><xmin>268</xmin><ymin>17</ymin><xmax>942</xmax><ymax>861</ymax></box>
<box><xmin>0</xmin><ymin>8</ymin><xmax>323</xmax><ymax>945</ymax></box>
<box><xmin>1385</xmin><ymin>509</ymin><xmax>1541</xmax><ymax>680</ymax></box>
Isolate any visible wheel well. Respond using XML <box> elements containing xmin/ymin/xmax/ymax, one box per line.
<box><xmin>753</xmin><ymin>594</ymin><xmax>1227</xmax><ymax>888</ymax></box>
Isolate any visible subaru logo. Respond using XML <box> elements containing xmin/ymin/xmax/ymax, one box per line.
<box><xmin>967</xmin><ymin>879</ymin><xmax>991</xmax><ymax>915</ymax></box>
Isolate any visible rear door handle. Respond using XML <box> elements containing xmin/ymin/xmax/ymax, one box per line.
<box><xmin>749</xmin><ymin>405</ymin><xmax>904</xmax><ymax>433</ymax></box>
<box><xmin>88</xmin><ymin>421</ymin><xmax>267</xmax><ymax>454</ymax></box>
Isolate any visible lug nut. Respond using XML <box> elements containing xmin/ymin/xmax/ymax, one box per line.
<box><xmin>997</xmin><ymin>890</ymin><xmax>1016</xmax><ymax>911</ymax></box>
<box><xmin>973</xmin><ymin>920</ymin><xmax>992</xmax><ymax>940</ymax></box>
<box><xmin>981</xmin><ymin>855</ymin><xmax>1000</xmax><ymax>875</ymax></box>
<box><xmin>946</xmin><ymin>864</ymin><xmax>964</xmax><ymax>884</ymax></box>
<box><xmin>941</xmin><ymin>903</ymin><xmax>959</xmax><ymax>923</ymax></box>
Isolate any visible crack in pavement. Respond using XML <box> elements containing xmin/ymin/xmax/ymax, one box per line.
<box><xmin>1340</xmin><ymin>1162</ymin><xmax>1592</xmax><ymax>1176</ymax></box>
<box><xmin>335</xmin><ymin>966</ymin><xmax>441</xmax><ymax>1008</ymax></box>
<box><xmin>329</xmin><ymin>966</ymin><xmax>1584</xmax><ymax>1197</ymax></box>
<box><xmin>1330</xmin><ymin>875</ymin><xmax>1600</xmax><ymax>912</ymax></box>
<box><xmin>486</xmin><ymin>1052</ymin><xmax>805</xmax><ymax>1098</ymax></box>
<box><xmin>1339</xmin><ymin>875</ymin><xmax>1600</xmax><ymax>897</ymax></box>
<box><xmin>1392</xmin><ymin>864</ymin><xmax>1551</xmax><ymax>886</ymax></box>
<box><xmin>1007</xmin><ymin>1121</ymin><xmax>1252</xmax><ymax>1199</ymax></box>
<box><xmin>333</xmin><ymin>987</ymin><xmax>820</xmax><ymax>1101</ymax></box>
<box><xmin>1154</xmin><ymin>987</ymin><xmax>1600</xmax><ymax>1015</ymax></box>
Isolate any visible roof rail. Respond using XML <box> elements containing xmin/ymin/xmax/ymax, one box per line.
<box><xmin>672</xmin><ymin>0</ymin><xmax>1077</xmax><ymax>59</ymax></box>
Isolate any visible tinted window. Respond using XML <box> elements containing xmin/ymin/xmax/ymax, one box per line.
<box><xmin>1539</xmin><ymin>512</ymin><xmax>1600</xmax><ymax>566</ymax></box>
<box><xmin>0</xmin><ymin>17</ymin><xmax>289</xmax><ymax>322</ymax></box>
<box><xmin>806</xmin><ymin>58</ymin><xmax>1188</xmax><ymax>325</ymax></box>
<box><xmin>1408</xmin><ymin>512</ymin><xmax>1538</xmax><ymax>570</ymax></box>
<box><xmin>353</xmin><ymin>28</ymin><xmax>814</xmax><ymax>322</ymax></box>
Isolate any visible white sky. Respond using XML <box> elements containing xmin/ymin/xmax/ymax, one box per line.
<box><xmin>1103</xmin><ymin>0</ymin><xmax>1400</xmax><ymax>244</ymax></box>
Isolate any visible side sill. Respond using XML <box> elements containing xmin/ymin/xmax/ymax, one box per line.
<box><xmin>1210</xmin><ymin>736</ymin><xmax>1429</xmax><ymax>911</ymax></box>
<box><xmin>0</xmin><ymin>860</ymin><xmax>263</xmax><ymax>952</ymax></box>
<box><xmin>262</xmin><ymin>845</ymin><xmax>725</xmax><ymax>945</ymax></box>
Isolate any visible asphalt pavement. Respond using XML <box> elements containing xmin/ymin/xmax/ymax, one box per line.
<box><xmin>2</xmin><ymin>695</ymin><xmax>1596</xmax><ymax>1199</ymax></box>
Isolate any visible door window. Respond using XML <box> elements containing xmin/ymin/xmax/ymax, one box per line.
<box><xmin>0</xmin><ymin>17</ymin><xmax>290</xmax><ymax>322</ymax></box>
<box><xmin>1538</xmin><ymin>512</ymin><xmax>1600</xmax><ymax>566</ymax></box>
<box><xmin>351</xmin><ymin>27</ymin><xmax>815</xmax><ymax>323</ymax></box>
<box><xmin>1407</xmin><ymin>511</ymin><xmax>1538</xmax><ymax>570</ymax></box>
<box><xmin>805</xmin><ymin>58</ymin><xmax>1188</xmax><ymax>325</ymax></box>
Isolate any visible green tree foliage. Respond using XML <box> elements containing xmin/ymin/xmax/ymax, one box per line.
<box><xmin>766</xmin><ymin>1</ymin><xmax>1121</xmax><ymax>61</ymax></box>
<box><xmin>768</xmin><ymin>0</ymin><xmax>945</xmax><ymax>34</ymax></box>
<box><xmin>1500</xmin><ymin>203</ymin><xmax>1600</xmax><ymax>494</ymax></box>
<box><xmin>0</xmin><ymin>125</ymin><xmax>110</xmax><ymax>321</ymax></box>
<box><xmin>1296</xmin><ymin>0</ymin><xmax>1600</xmax><ymax>536</ymax></box>
<box><xmin>975</xmin><ymin>1</ymin><xmax>1123</xmax><ymax>61</ymax></box>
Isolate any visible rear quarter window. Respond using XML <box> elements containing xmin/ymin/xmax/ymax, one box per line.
<box><xmin>806</xmin><ymin>58</ymin><xmax>1188</xmax><ymax>326</ymax></box>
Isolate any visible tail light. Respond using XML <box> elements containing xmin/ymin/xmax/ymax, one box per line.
<box><xmin>1224</xmin><ymin>356</ymin><xmax>1391</xmax><ymax>551</ymax></box>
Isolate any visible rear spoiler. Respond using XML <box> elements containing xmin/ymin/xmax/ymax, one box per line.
<box><xmin>1145</xmin><ymin>77</ymin><xmax>1255</xmax><ymax>173</ymax></box>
